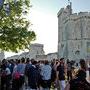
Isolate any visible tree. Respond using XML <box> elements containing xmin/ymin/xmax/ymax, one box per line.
<box><xmin>0</xmin><ymin>0</ymin><xmax>36</xmax><ymax>52</ymax></box>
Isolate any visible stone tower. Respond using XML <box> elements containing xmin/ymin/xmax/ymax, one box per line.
<box><xmin>58</xmin><ymin>3</ymin><xmax>90</xmax><ymax>61</ymax></box>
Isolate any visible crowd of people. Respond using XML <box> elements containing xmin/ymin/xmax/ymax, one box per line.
<box><xmin>0</xmin><ymin>58</ymin><xmax>90</xmax><ymax>90</ymax></box>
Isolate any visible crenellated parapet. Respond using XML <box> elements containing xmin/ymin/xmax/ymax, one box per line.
<box><xmin>62</xmin><ymin>12</ymin><xmax>90</xmax><ymax>24</ymax></box>
<box><xmin>57</xmin><ymin>5</ymin><xmax>72</xmax><ymax>22</ymax></box>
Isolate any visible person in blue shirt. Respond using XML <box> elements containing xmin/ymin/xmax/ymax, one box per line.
<box><xmin>40</xmin><ymin>60</ymin><xmax>52</xmax><ymax>90</ymax></box>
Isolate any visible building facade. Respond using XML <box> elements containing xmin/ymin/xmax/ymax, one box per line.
<box><xmin>7</xmin><ymin>43</ymin><xmax>45</xmax><ymax>60</ymax></box>
<box><xmin>47</xmin><ymin>52</ymin><xmax>57</xmax><ymax>61</ymax></box>
<box><xmin>58</xmin><ymin>3</ymin><xmax>90</xmax><ymax>61</ymax></box>
<box><xmin>7</xmin><ymin>43</ymin><xmax>57</xmax><ymax>61</ymax></box>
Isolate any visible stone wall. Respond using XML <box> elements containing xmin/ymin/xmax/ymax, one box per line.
<box><xmin>7</xmin><ymin>43</ymin><xmax>45</xmax><ymax>60</ymax></box>
<box><xmin>6</xmin><ymin>44</ymin><xmax>57</xmax><ymax>61</ymax></box>
<box><xmin>58</xmin><ymin>5</ymin><xmax>90</xmax><ymax>61</ymax></box>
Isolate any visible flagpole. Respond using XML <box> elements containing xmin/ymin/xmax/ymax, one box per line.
<box><xmin>68</xmin><ymin>0</ymin><xmax>72</xmax><ymax>15</ymax></box>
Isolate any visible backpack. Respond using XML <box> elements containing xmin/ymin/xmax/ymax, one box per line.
<box><xmin>13</xmin><ymin>71</ymin><xmax>20</xmax><ymax>79</ymax></box>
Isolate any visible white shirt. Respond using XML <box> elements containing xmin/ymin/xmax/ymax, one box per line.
<box><xmin>6</xmin><ymin>67</ymin><xmax>11</xmax><ymax>75</ymax></box>
<box><xmin>41</xmin><ymin>64</ymin><xmax>52</xmax><ymax>80</ymax></box>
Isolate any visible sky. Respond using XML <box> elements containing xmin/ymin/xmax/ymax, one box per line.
<box><xmin>5</xmin><ymin>0</ymin><xmax>90</xmax><ymax>58</ymax></box>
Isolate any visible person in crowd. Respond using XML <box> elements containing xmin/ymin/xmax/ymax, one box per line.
<box><xmin>67</xmin><ymin>59</ymin><xmax>72</xmax><ymax>81</ymax></box>
<box><xmin>65</xmin><ymin>59</ymin><xmax>90</xmax><ymax>90</ymax></box>
<box><xmin>12</xmin><ymin>58</ymin><xmax>26</xmax><ymax>90</ymax></box>
<box><xmin>1</xmin><ymin>59</ymin><xmax>11</xmax><ymax>90</ymax></box>
<box><xmin>85</xmin><ymin>60</ymin><xmax>90</xmax><ymax>83</ymax></box>
<box><xmin>56</xmin><ymin>58</ymin><xmax>66</xmax><ymax>90</ymax></box>
<box><xmin>65</xmin><ymin>69</ymin><xmax>90</xmax><ymax>90</ymax></box>
<box><xmin>87</xmin><ymin>60</ymin><xmax>90</xmax><ymax>75</ymax></box>
<box><xmin>8</xmin><ymin>59</ymin><xmax>15</xmax><ymax>74</ymax></box>
<box><xmin>1</xmin><ymin>59</ymin><xmax>7</xmax><ymax>90</ymax></box>
<box><xmin>40</xmin><ymin>60</ymin><xmax>52</xmax><ymax>90</ymax></box>
<box><xmin>35</xmin><ymin>60</ymin><xmax>43</xmax><ymax>89</ymax></box>
<box><xmin>27</xmin><ymin>60</ymin><xmax>39</xmax><ymax>90</ymax></box>
<box><xmin>39</xmin><ymin>60</ymin><xmax>44</xmax><ymax>68</ymax></box>
<box><xmin>18</xmin><ymin>58</ymin><xmax>26</xmax><ymax>90</ymax></box>
<box><xmin>88</xmin><ymin>61</ymin><xmax>90</xmax><ymax>81</ymax></box>
<box><xmin>79</xmin><ymin>59</ymin><xmax>86</xmax><ymax>71</ymax></box>
<box><xmin>79</xmin><ymin>59</ymin><xmax>90</xmax><ymax>82</ymax></box>
<box><xmin>24</xmin><ymin>58</ymin><xmax>31</xmax><ymax>89</ymax></box>
<box><xmin>50</xmin><ymin>59</ymin><xmax>57</xmax><ymax>90</ymax></box>
<box><xmin>51</xmin><ymin>59</ymin><xmax>60</xmax><ymax>71</ymax></box>
<box><xmin>12</xmin><ymin>59</ymin><xmax>21</xmax><ymax>90</ymax></box>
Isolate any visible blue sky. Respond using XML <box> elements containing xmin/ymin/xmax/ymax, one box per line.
<box><xmin>31</xmin><ymin>0</ymin><xmax>90</xmax><ymax>14</ymax></box>
<box><xmin>5</xmin><ymin>0</ymin><xmax>90</xmax><ymax>57</ymax></box>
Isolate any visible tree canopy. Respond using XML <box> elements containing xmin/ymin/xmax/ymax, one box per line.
<box><xmin>0</xmin><ymin>0</ymin><xmax>36</xmax><ymax>52</ymax></box>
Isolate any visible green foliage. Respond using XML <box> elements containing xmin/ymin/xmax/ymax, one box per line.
<box><xmin>0</xmin><ymin>0</ymin><xmax>36</xmax><ymax>52</ymax></box>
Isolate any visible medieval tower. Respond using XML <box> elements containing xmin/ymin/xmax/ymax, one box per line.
<box><xmin>58</xmin><ymin>2</ymin><xmax>90</xmax><ymax>61</ymax></box>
